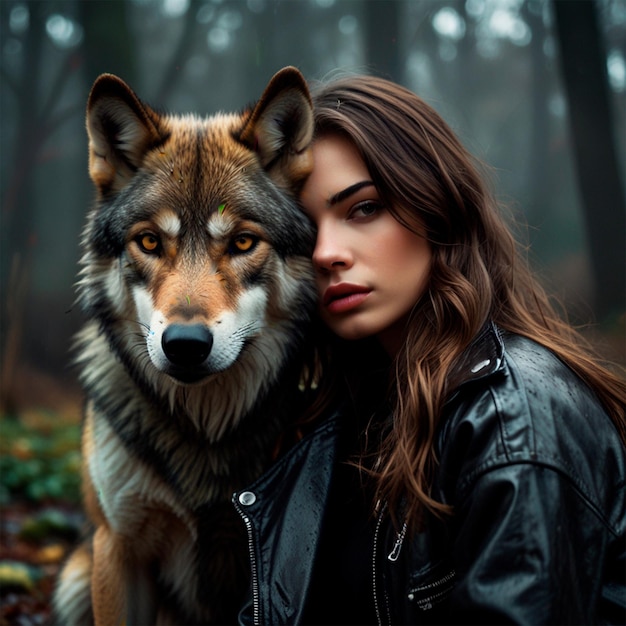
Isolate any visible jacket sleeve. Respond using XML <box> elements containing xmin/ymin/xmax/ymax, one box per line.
<box><xmin>446</xmin><ymin>460</ymin><xmax>622</xmax><ymax>624</ymax></box>
<box><xmin>436</xmin><ymin>339</ymin><xmax>626</xmax><ymax>625</ymax></box>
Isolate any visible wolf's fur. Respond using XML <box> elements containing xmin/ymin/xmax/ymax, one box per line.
<box><xmin>52</xmin><ymin>67</ymin><xmax>315</xmax><ymax>625</ymax></box>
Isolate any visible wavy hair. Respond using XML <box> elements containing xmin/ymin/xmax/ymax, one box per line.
<box><xmin>305</xmin><ymin>73</ymin><xmax>626</xmax><ymax>532</ymax></box>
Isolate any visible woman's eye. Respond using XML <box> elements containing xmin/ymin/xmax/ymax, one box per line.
<box><xmin>137</xmin><ymin>233</ymin><xmax>161</xmax><ymax>254</ymax></box>
<box><xmin>230</xmin><ymin>234</ymin><xmax>258</xmax><ymax>254</ymax></box>
<box><xmin>349</xmin><ymin>200</ymin><xmax>383</xmax><ymax>220</ymax></box>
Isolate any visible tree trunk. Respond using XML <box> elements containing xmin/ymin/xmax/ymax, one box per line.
<box><xmin>80</xmin><ymin>0</ymin><xmax>137</xmax><ymax>85</ymax></box>
<box><xmin>364</xmin><ymin>0</ymin><xmax>402</xmax><ymax>81</ymax></box>
<box><xmin>552</xmin><ymin>0</ymin><xmax>626</xmax><ymax>320</ymax></box>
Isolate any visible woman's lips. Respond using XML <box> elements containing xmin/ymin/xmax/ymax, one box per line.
<box><xmin>322</xmin><ymin>284</ymin><xmax>371</xmax><ymax>314</ymax></box>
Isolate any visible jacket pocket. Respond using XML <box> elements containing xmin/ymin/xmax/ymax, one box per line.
<box><xmin>407</xmin><ymin>566</ymin><xmax>456</xmax><ymax>611</ymax></box>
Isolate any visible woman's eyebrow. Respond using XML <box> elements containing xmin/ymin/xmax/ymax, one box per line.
<box><xmin>328</xmin><ymin>180</ymin><xmax>375</xmax><ymax>206</ymax></box>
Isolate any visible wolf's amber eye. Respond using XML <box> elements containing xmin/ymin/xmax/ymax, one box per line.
<box><xmin>137</xmin><ymin>233</ymin><xmax>161</xmax><ymax>254</ymax></box>
<box><xmin>230</xmin><ymin>234</ymin><xmax>258</xmax><ymax>254</ymax></box>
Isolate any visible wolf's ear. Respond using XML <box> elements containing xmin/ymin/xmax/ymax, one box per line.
<box><xmin>86</xmin><ymin>74</ymin><xmax>164</xmax><ymax>195</ymax></box>
<box><xmin>238</xmin><ymin>66</ymin><xmax>314</xmax><ymax>192</ymax></box>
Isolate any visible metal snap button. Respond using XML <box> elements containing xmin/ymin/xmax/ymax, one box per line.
<box><xmin>470</xmin><ymin>358</ymin><xmax>490</xmax><ymax>373</ymax></box>
<box><xmin>238</xmin><ymin>491</ymin><xmax>256</xmax><ymax>506</ymax></box>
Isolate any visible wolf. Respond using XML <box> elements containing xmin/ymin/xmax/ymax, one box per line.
<box><xmin>52</xmin><ymin>67</ymin><xmax>316</xmax><ymax>625</ymax></box>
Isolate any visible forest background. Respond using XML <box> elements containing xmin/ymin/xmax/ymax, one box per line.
<box><xmin>0</xmin><ymin>0</ymin><xmax>625</xmax><ymax>623</ymax></box>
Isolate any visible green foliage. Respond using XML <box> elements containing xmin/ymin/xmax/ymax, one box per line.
<box><xmin>0</xmin><ymin>561</ymin><xmax>41</xmax><ymax>593</ymax></box>
<box><xmin>18</xmin><ymin>508</ymin><xmax>81</xmax><ymax>542</ymax></box>
<box><xmin>0</xmin><ymin>413</ymin><xmax>81</xmax><ymax>505</ymax></box>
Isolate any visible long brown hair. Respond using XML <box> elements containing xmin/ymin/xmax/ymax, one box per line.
<box><xmin>306</xmin><ymin>73</ymin><xmax>626</xmax><ymax>532</ymax></box>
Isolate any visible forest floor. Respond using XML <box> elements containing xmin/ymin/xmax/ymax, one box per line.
<box><xmin>1</xmin><ymin>500</ymin><xmax>84</xmax><ymax>625</ymax></box>
<box><xmin>0</xmin><ymin>405</ymin><xmax>84</xmax><ymax>626</ymax></box>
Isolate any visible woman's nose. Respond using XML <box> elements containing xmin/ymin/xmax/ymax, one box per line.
<box><xmin>312</xmin><ymin>225</ymin><xmax>351</xmax><ymax>272</ymax></box>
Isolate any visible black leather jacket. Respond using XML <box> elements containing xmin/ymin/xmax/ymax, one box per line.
<box><xmin>233</xmin><ymin>323</ymin><xmax>626</xmax><ymax>624</ymax></box>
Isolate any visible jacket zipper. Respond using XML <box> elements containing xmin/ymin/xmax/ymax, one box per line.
<box><xmin>233</xmin><ymin>501</ymin><xmax>260</xmax><ymax>625</ymax></box>
<box><xmin>372</xmin><ymin>504</ymin><xmax>391</xmax><ymax>626</ymax></box>
<box><xmin>408</xmin><ymin>569</ymin><xmax>456</xmax><ymax>610</ymax></box>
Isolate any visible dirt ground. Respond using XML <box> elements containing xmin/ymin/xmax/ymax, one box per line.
<box><xmin>1</xmin><ymin>501</ymin><xmax>84</xmax><ymax>626</ymax></box>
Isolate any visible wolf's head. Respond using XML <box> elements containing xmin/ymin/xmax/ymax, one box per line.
<box><xmin>76</xmin><ymin>67</ymin><xmax>316</xmax><ymax>433</ymax></box>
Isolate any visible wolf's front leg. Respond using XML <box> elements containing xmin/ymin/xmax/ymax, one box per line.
<box><xmin>92</xmin><ymin>524</ymin><xmax>159</xmax><ymax>626</ymax></box>
<box><xmin>126</xmin><ymin>561</ymin><xmax>160</xmax><ymax>625</ymax></box>
<box><xmin>91</xmin><ymin>525</ymin><xmax>126</xmax><ymax>625</ymax></box>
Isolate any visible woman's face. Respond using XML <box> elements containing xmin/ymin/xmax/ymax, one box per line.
<box><xmin>300</xmin><ymin>134</ymin><xmax>432</xmax><ymax>354</ymax></box>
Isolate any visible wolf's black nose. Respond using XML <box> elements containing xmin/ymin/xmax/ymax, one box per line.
<box><xmin>162</xmin><ymin>324</ymin><xmax>213</xmax><ymax>366</ymax></box>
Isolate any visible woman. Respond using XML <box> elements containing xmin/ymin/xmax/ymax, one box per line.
<box><xmin>233</xmin><ymin>73</ymin><xmax>626</xmax><ymax>625</ymax></box>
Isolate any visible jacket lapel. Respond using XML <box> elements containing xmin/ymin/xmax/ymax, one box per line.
<box><xmin>233</xmin><ymin>413</ymin><xmax>342</xmax><ymax>625</ymax></box>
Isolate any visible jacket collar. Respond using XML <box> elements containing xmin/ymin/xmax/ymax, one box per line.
<box><xmin>445</xmin><ymin>321</ymin><xmax>505</xmax><ymax>400</ymax></box>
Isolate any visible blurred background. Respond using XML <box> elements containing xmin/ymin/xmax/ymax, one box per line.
<box><xmin>1</xmin><ymin>0</ymin><xmax>625</xmax><ymax>417</ymax></box>
<box><xmin>0</xmin><ymin>0</ymin><xmax>624</xmax><ymax>620</ymax></box>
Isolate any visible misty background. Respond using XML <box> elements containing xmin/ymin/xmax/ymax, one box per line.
<box><xmin>1</xmin><ymin>0</ymin><xmax>625</xmax><ymax>418</ymax></box>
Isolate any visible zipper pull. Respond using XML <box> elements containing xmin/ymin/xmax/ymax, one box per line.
<box><xmin>387</xmin><ymin>520</ymin><xmax>407</xmax><ymax>561</ymax></box>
